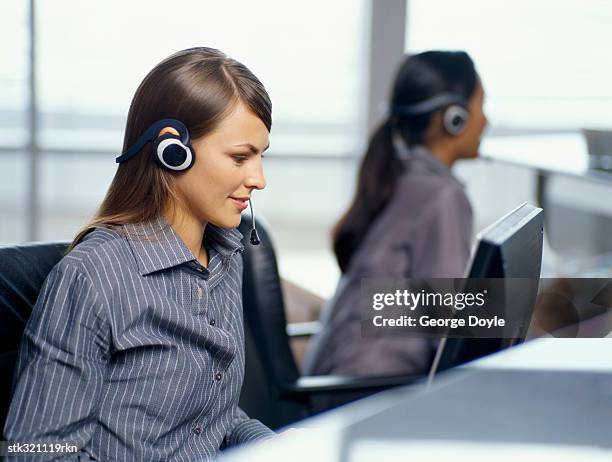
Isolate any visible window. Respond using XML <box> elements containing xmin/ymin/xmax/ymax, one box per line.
<box><xmin>407</xmin><ymin>0</ymin><xmax>612</xmax><ymax>132</ymax></box>
<box><xmin>0</xmin><ymin>0</ymin><xmax>369</xmax><ymax>242</ymax></box>
<box><xmin>0</xmin><ymin>2</ymin><xmax>28</xmax><ymax>242</ymax></box>
<box><xmin>37</xmin><ymin>0</ymin><xmax>368</xmax><ymax>156</ymax></box>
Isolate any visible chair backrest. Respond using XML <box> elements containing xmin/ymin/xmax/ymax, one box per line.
<box><xmin>0</xmin><ymin>241</ymin><xmax>69</xmax><ymax>427</ymax></box>
<box><xmin>237</xmin><ymin>217</ymin><xmax>307</xmax><ymax>428</ymax></box>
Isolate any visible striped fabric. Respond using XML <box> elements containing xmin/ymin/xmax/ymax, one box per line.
<box><xmin>4</xmin><ymin>217</ymin><xmax>275</xmax><ymax>461</ymax></box>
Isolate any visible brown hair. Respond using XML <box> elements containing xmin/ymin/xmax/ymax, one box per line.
<box><xmin>70</xmin><ymin>47</ymin><xmax>272</xmax><ymax>250</ymax></box>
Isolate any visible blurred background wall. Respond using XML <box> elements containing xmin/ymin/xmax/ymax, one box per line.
<box><xmin>1</xmin><ymin>0</ymin><xmax>612</xmax><ymax>298</ymax></box>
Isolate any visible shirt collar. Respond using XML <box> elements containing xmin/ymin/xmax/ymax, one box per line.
<box><xmin>123</xmin><ymin>216</ymin><xmax>244</xmax><ymax>276</ymax></box>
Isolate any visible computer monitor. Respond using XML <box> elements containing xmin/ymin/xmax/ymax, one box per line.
<box><xmin>466</xmin><ymin>202</ymin><xmax>544</xmax><ymax>279</ymax></box>
<box><xmin>429</xmin><ymin>202</ymin><xmax>544</xmax><ymax>378</ymax></box>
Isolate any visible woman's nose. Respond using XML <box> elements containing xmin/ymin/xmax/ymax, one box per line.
<box><xmin>245</xmin><ymin>161</ymin><xmax>266</xmax><ymax>190</ymax></box>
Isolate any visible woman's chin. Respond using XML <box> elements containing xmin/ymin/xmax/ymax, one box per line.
<box><xmin>464</xmin><ymin>148</ymin><xmax>480</xmax><ymax>159</ymax></box>
<box><xmin>211</xmin><ymin>214</ymin><xmax>242</xmax><ymax>229</ymax></box>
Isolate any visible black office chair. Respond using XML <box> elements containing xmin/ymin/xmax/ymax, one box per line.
<box><xmin>237</xmin><ymin>217</ymin><xmax>423</xmax><ymax>430</ymax></box>
<box><xmin>0</xmin><ymin>241</ymin><xmax>69</xmax><ymax>428</ymax></box>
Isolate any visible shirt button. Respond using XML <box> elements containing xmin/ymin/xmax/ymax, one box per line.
<box><xmin>209</xmin><ymin>318</ymin><xmax>216</xmax><ymax>326</ymax></box>
<box><xmin>193</xmin><ymin>426</ymin><xmax>202</xmax><ymax>435</ymax></box>
<box><xmin>196</xmin><ymin>286</ymin><xmax>203</xmax><ymax>299</ymax></box>
<box><xmin>215</xmin><ymin>372</ymin><xmax>223</xmax><ymax>381</ymax></box>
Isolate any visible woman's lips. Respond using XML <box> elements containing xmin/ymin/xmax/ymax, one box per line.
<box><xmin>230</xmin><ymin>197</ymin><xmax>249</xmax><ymax>211</ymax></box>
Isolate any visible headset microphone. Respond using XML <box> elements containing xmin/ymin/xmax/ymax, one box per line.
<box><xmin>248</xmin><ymin>198</ymin><xmax>260</xmax><ymax>245</ymax></box>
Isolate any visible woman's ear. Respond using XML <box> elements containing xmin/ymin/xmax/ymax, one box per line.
<box><xmin>424</xmin><ymin>112</ymin><xmax>446</xmax><ymax>141</ymax></box>
<box><xmin>158</xmin><ymin>126</ymin><xmax>181</xmax><ymax>137</ymax></box>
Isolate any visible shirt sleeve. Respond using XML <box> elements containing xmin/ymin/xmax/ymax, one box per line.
<box><xmin>3</xmin><ymin>262</ymin><xmax>110</xmax><ymax>461</ymax></box>
<box><xmin>412</xmin><ymin>185</ymin><xmax>473</xmax><ymax>278</ymax></box>
<box><xmin>223</xmin><ymin>406</ymin><xmax>276</xmax><ymax>447</ymax></box>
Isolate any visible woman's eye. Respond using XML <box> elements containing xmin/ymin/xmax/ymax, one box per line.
<box><xmin>231</xmin><ymin>155</ymin><xmax>248</xmax><ymax>164</ymax></box>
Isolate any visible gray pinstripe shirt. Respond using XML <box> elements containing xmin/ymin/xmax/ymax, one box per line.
<box><xmin>4</xmin><ymin>217</ymin><xmax>274</xmax><ymax>461</ymax></box>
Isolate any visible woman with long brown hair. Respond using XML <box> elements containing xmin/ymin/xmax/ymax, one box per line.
<box><xmin>5</xmin><ymin>47</ymin><xmax>273</xmax><ymax>460</ymax></box>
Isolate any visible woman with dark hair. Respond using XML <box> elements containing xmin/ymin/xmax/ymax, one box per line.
<box><xmin>304</xmin><ymin>50</ymin><xmax>488</xmax><ymax>377</ymax></box>
<box><xmin>5</xmin><ymin>47</ymin><xmax>273</xmax><ymax>460</ymax></box>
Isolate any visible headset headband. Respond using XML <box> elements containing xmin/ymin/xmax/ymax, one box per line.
<box><xmin>115</xmin><ymin>118</ymin><xmax>190</xmax><ymax>164</ymax></box>
<box><xmin>391</xmin><ymin>93</ymin><xmax>467</xmax><ymax>117</ymax></box>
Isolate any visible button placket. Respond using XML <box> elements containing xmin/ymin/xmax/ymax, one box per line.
<box><xmin>187</xmin><ymin>249</ymin><xmax>241</xmax><ymax>440</ymax></box>
<box><xmin>192</xmin><ymin>277</ymin><xmax>208</xmax><ymax>315</ymax></box>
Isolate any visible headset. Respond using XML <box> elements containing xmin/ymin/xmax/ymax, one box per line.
<box><xmin>115</xmin><ymin>118</ymin><xmax>195</xmax><ymax>171</ymax></box>
<box><xmin>391</xmin><ymin>93</ymin><xmax>470</xmax><ymax>136</ymax></box>
<box><xmin>115</xmin><ymin>118</ymin><xmax>261</xmax><ymax>245</ymax></box>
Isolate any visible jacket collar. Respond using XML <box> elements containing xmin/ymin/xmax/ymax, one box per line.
<box><xmin>403</xmin><ymin>145</ymin><xmax>464</xmax><ymax>187</ymax></box>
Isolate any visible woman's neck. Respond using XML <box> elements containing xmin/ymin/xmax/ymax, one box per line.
<box><xmin>423</xmin><ymin>139</ymin><xmax>456</xmax><ymax>167</ymax></box>
<box><xmin>163</xmin><ymin>206</ymin><xmax>208</xmax><ymax>267</ymax></box>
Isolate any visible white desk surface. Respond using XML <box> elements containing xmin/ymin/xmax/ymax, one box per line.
<box><xmin>480</xmin><ymin>134</ymin><xmax>612</xmax><ymax>183</ymax></box>
<box><xmin>469</xmin><ymin>337</ymin><xmax>612</xmax><ymax>372</ymax></box>
<box><xmin>219</xmin><ymin>336</ymin><xmax>612</xmax><ymax>461</ymax></box>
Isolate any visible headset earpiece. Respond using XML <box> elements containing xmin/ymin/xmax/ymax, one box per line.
<box><xmin>153</xmin><ymin>133</ymin><xmax>194</xmax><ymax>171</ymax></box>
<box><xmin>391</xmin><ymin>93</ymin><xmax>470</xmax><ymax>137</ymax></box>
<box><xmin>443</xmin><ymin>105</ymin><xmax>469</xmax><ymax>136</ymax></box>
<box><xmin>115</xmin><ymin>118</ymin><xmax>195</xmax><ymax>171</ymax></box>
